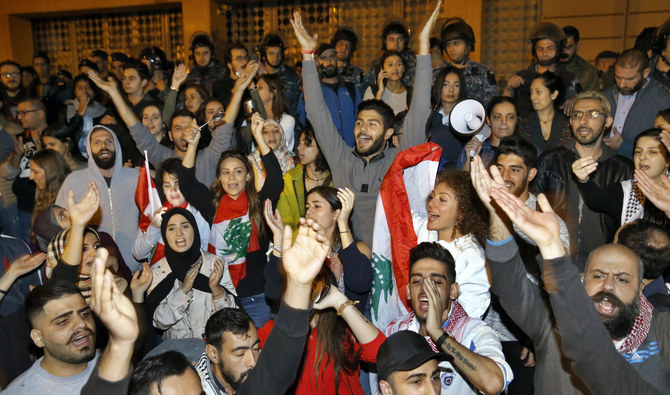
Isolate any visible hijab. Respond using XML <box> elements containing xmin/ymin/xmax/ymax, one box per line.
<box><xmin>145</xmin><ymin>208</ymin><xmax>212</xmax><ymax>318</ymax></box>
<box><xmin>248</xmin><ymin>119</ymin><xmax>295</xmax><ymax>190</ymax></box>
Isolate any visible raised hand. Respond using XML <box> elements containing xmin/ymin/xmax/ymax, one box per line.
<box><xmin>91</xmin><ymin>247</ymin><xmax>139</xmax><ymax>346</ymax></box>
<box><xmin>290</xmin><ymin>11</ymin><xmax>318</xmax><ymax>53</ymax></box>
<box><xmin>150</xmin><ymin>206</ymin><xmax>168</xmax><ymax>229</ymax></box>
<box><xmin>470</xmin><ymin>155</ymin><xmax>506</xmax><ymax>212</ymax></box>
<box><xmin>185</xmin><ymin>119</ymin><xmax>201</xmax><ymax>146</ymax></box>
<box><xmin>234</xmin><ymin>61</ymin><xmax>259</xmax><ymax>92</ymax></box>
<box><xmin>171</xmin><ymin>63</ymin><xmax>188</xmax><ymax>90</ymax></box>
<box><xmin>88</xmin><ymin>70</ymin><xmax>118</xmax><ymax>95</ymax></box>
<box><xmin>571</xmin><ymin>157</ymin><xmax>597</xmax><ymax>183</ymax></box>
<box><xmin>180</xmin><ymin>261</ymin><xmax>201</xmax><ymax>294</ymax></box>
<box><xmin>336</xmin><ymin>188</ymin><xmax>355</xmax><ymax>226</ymax></box>
<box><xmin>419</xmin><ymin>0</ymin><xmax>443</xmax><ymax>55</ymax></box>
<box><xmin>209</xmin><ymin>258</ymin><xmax>225</xmax><ymax>298</ymax></box>
<box><xmin>264</xmin><ymin>199</ymin><xmax>285</xmax><ymax>239</ymax></box>
<box><xmin>67</xmin><ymin>182</ymin><xmax>100</xmax><ymax>228</ymax></box>
<box><xmin>130</xmin><ymin>263</ymin><xmax>152</xmax><ymax>303</ymax></box>
<box><xmin>635</xmin><ymin>169</ymin><xmax>670</xmax><ymax>216</ymax></box>
<box><xmin>282</xmin><ymin>218</ymin><xmax>330</xmax><ymax>287</ymax></box>
<box><xmin>490</xmin><ymin>188</ymin><xmax>564</xmax><ymax>259</ymax></box>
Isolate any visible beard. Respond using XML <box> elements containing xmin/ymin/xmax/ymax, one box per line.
<box><xmin>354</xmin><ymin>134</ymin><xmax>386</xmax><ymax>157</ymax></box>
<box><xmin>617</xmin><ymin>77</ymin><xmax>645</xmax><ymax>96</ymax></box>
<box><xmin>536</xmin><ymin>56</ymin><xmax>556</xmax><ymax>67</ymax></box>
<box><xmin>92</xmin><ymin>149</ymin><xmax>116</xmax><ymax>170</ymax></box>
<box><xmin>319</xmin><ymin>65</ymin><xmax>338</xmax><ymax>79</ymax></box>
<box><xmin>217</xmin><ymin>360</ymin><xmax>251</xmax><ymax>391</ymax></box>
<box><xmin>573</xmin><ymin>122</ymin><xmax>606</xmax><ymax>147</ymax></box>
<box><xmin>45</xmin><ymin>328</ymin><xmax>97</xmax><ymax>365</ymax></box>
<box><xmin>591</xmin><ymin>290</ymin><xmax>639</xmax><ymax>340</ymax></box>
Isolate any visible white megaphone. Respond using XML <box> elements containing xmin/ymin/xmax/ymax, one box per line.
<box><xmin>449</xmin><ymin>99</ymin><xmax>492</xmax><ymax>158</ymax></box>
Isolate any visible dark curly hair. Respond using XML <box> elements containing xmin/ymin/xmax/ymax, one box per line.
<box><xmin>435</xmin><ymin>169</ymin><xmax>488</xmax><ymax>245</ymax></box>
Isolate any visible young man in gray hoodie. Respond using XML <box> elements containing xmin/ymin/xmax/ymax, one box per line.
<box><xmin>55</xmin><ymin>125</ymin><xmax>140</xmax><ymax>272</ymax></box>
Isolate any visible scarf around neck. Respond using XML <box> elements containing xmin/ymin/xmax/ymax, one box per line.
<box><xmin>208</xmin><ymin>191</ymin><xmax>259</xmax><ymax>287</ymax></box>
<box><xmin>617</xmin><ymin>294</ymin><xmax>653</xmax><ymax>354</ymax></box>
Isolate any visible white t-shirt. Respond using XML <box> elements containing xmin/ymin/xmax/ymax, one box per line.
<box><xmin>363</xmin><ymin>86</ymin><xmax>408</xmax><ymax>115</ymax></box>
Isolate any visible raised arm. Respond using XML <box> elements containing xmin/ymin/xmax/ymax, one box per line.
<box><xmin>88</xmin><ymin>70</ymin><xmax>138</xmax><ymax>127</ymax></box>
<box><xmin>237</xmin><ymin>219</ymin><xmax>331</xmax><ymax>395</ymax></box>
<box><xmin>291</xmin><ymin>11</ymin><xmax>349</xmax><ymax>164</ymax></box>
<box><xmin>161</xmin><ymin>63</ymin><xmax>188</xmax><ymax>125</ymax></box>
<box><xmin>81</xmin><ymin>247</ymin><xmax>138</xmax><ymax>394</ymax></box>
<box><xmin>60</xmin><ymin>182</ymin><xmax>100</xmax><ymax>268</ymax></box>
<box><xmin>471</xmin><ymin>156</ymin><xmax>555</xmax><ymax>341</ymax></box>
<box><xmin>399</xmin><ymin>0</ymin><xmax>441</xmax><ymax>150</ymax></box>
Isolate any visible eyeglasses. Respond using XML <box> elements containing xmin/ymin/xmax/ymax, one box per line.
<box><xmin>17</xmin><ymin>109</ymin><xmax>40</xmax><ymax>117</ymax></box>
<box><xmin>570</xmin><ymin>110</ymin><xmax>605</xmax><ymax>121</ymax></box>
<box><xmin>1</xmin><ymin>72</ymin><xmax>19</xmax><ymax>79</ymax></box>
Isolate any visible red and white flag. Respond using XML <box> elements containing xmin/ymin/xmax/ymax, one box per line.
<box><xmin>135</xmin><ymin>151</ymin><xmax>162</xmax><ymax>233</ymax></box>
<box><xmin>370</xmin><ymin>143</ymin><xmax>441</xmax><ymax>330</ymax></box>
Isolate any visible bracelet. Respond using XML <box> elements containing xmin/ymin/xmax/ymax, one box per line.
<box><xmin>170</xmin><ymin>86</ymin><xmax>178</xmax><ymax>92</ymax></box>
<box><xmin>301</xmin><ymin>49</ymin><xmax>316</xmax><ymax>54</ymax></box>
<box><xmin>273</xmin><ymin>245</ymin><xmax>282</xmax><ymax>254</ymax></box>
<box><xmin>336</xmin><ymin>300</ymin><xmax>359</xmax><ymax>316</ymax></box>
<box><xmin>435</xmin><ymin>332</ymin><xmax>450</xmax><ymax>349</ymax></box>
<box><xmin>0</xmin><ymin>289</ymin><xmax>7</xmax><ymax>295</ymax></box>
<box><xmin>339</xmin><ymin>230</ymin><xmax>350</xmax><ymax>234</ymax></box>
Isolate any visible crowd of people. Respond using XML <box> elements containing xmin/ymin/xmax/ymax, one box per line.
<box><xmin>1</xmin><ymin>1</ymin><xmax>670</xmax><ymax>393</ymax></box>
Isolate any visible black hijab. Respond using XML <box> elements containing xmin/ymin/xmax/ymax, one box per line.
<box><xmin>144</xmin><ymin>207</ymin><xmax>211</xmax><ymax>318</ymax></box>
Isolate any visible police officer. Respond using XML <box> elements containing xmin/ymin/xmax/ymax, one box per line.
<box><xmin>258</xmin><ymin>33</ymin><xmax>300</xmax><ymax>118</ymax></box>
<box><xmin>437</xmin><ymin>17</ymin><xmax>497</xmax><ymax>107</ymax></box>
<box><xmin>504</xmin><ymin>22</ymin><xmax>580</xmax><ymax>118</ymax></box>
<box><xmin>364</xmin><ymin>20</ymin><xmax>417</xmax><ymax>89</ymax></box>
<box><xmin>331</xmin><ymin>27</ymin><xmax>365</xmax><ymax>92</ymax></box>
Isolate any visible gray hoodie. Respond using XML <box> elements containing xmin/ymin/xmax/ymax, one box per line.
<box><xmin>55</xmin><ymin>125</ymin><xmax>140</xmax><ymax>272</ymax></box>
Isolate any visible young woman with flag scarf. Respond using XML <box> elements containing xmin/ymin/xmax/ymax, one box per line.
<box><xmin>132</xmin><ymin>207</ymin><xmax>237</xmax><ymax>340</ymax></box>
<box><xmin>132</xmin><ymin>157</ymin><xmax>210</xmax><ymax>265</ymax></box>
<box><xmin>178</xmin><ymin>112</ymin><xmax>283</xmax><ymax>327</ymax></box>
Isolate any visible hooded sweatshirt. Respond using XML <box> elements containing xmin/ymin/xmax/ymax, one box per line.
<box><xmin>55</xmin><ymin>125</ymin><xmax>141</xmax><ymax>272</ymax></box>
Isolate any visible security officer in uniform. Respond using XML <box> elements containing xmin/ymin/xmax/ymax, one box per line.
<box><xmin>504</xmin><ymin>22</ymin><xmax>580</xmax><ymax>118</ymax></box>
<box><xmin>331</xmin><ymin>27</ymin><xmax>365</xmax><ymax>92</ymax></box>
<box><xmin>436</xmin><ymin>17</ymin><xmax>497</xmax><ymax>107</ymax></box>
<box><xmin>258</xmin><ymin>33</ymin><xmax>301</xmax><ymax>119</ymax></box>
<box><xmin>364</xmin><ymin>20</ymin><xmax>417</xmax><ymax>89</ymax></box>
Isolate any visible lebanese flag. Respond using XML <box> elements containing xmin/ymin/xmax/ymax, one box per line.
<box><xmin>370</xmin><ymin>143</ymin><xmax>441</xmax><ymax>330</ymax></box>
<box><xmin>135</xmin><ymin>154</ymin><xmax>162</xmax><ymax>235</ymax></box>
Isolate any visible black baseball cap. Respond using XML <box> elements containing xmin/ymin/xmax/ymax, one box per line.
<box><xmin>377</xmin><ymin>330</ymin><xmax>452</xmax><ymax>380</ymax></box>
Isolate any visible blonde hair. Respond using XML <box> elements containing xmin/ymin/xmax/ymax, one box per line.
<box><xmin>572</xmin><ymin>91</ymin><xmax>612</xmax><ymax>118</ymax></box>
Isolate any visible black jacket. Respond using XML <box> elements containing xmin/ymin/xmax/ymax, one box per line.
<box><xmin>534</xmin><ymin>140</ymin><xmax>632</xmax><ymax>269</ymax></box>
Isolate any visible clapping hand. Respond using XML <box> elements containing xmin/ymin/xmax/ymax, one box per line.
<box><xmin>635</xmin><ymin>169</ymin><xmax>670</xmax><ymax>216</ymax></box>
<box><xmin>180</xmin><ymin>261</ymin><xmax>202</xmax><ymax>294</ymax></box>
<box><xmin>336</xmin><ymin>188</ymin><xmax>355</xmax><ymax>227</ymax></box>
<box><xmin>130</xmin><ymin>263</ymin><xmax>152</xmax><ymax>303</ymax></box>
<box><xmin>571</xmin><ymin>157</ymin><xmax>598</xmax><ymax>183</ymax></box>
<box><xmin>209</xmin><ymin>259</ymin><xmax>226</xmax><ymax>299</ymax></box>
<box><xmin>264</xmin><ymin>199</ymin><xmax>285</xmax><ymax>248</ymax></box>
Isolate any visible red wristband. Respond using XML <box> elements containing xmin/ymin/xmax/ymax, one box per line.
<box><xmin>301</xmin><ymin>49</ymin><xmax>316</xmax><ymax>54</ymax></box>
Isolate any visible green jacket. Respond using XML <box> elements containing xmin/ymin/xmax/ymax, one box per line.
<box><xmin>277</xmin><ymin>164</ymin><xmax>332</xmax><ymax>230</ymax></box>
<box><xmin>564</xmin><ymin>54</ymin><xmax>599</xmax><ymax>92</ymax></box>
